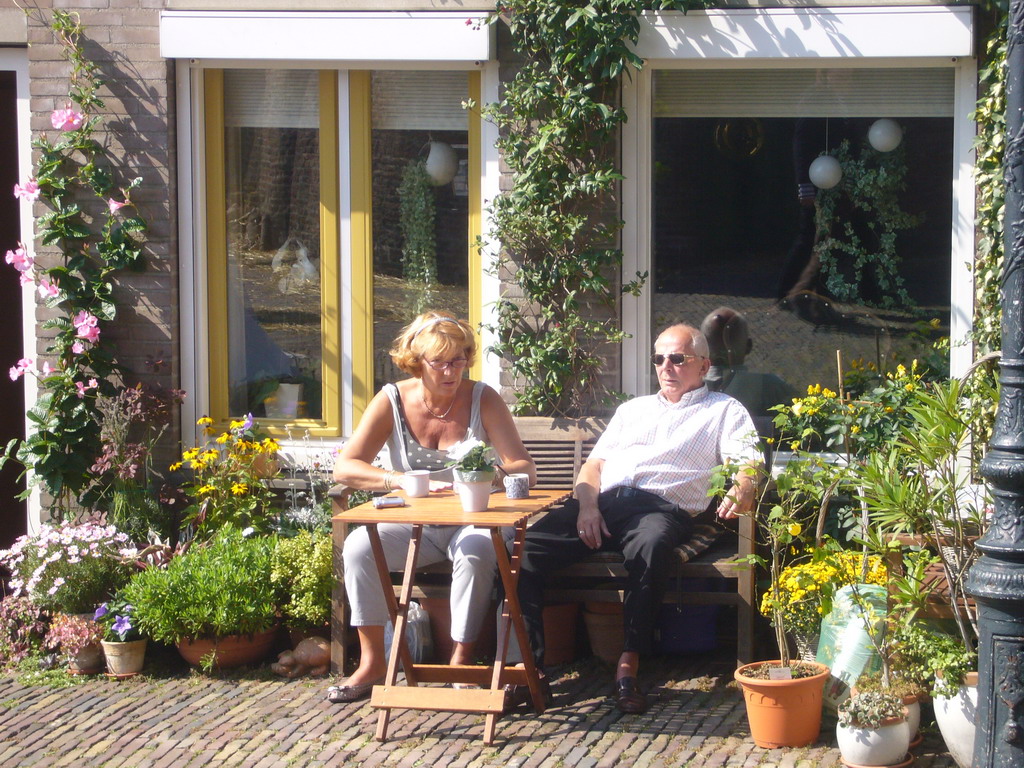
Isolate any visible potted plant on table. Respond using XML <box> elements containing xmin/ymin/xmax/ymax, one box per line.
<box><xmin>713</xmin><ymin>452</ymin><xmax>838</xmax><ymax>749</ymax></box>
<box><xmin>121</xmin><ymin>526</ymin><xmax>279</xmax><ymax>671</ymax></box>
<box><xmin>446</xmin><ymin>438</ymin><xmax>496</xmax><ymax>512</ymax></box>
<box><xmin>94</xmin><ymin>596</ymin><xmax>147</xmax><ymax>677</ymax></box>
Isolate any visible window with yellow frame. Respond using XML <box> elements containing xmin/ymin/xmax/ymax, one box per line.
<box><xmin>205</xmin><ymin>68</ymin><xmax>480</xmax><ymax>435</ymax></box>
<box><xmin>205</xmin><ymin>69</ymin><xmax>340</xmax><ymax>436</ymax></box>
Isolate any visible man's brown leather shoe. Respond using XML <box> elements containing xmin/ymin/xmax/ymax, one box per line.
<box><xmin>615</xmin><ymin>676</ymin><xmax>648</xmax><ymax>714</ymax></box>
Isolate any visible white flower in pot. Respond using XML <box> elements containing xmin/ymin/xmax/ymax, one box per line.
<box><xmin>446</xmin><ymin>438</ymin><xmax>496</xmax><ymax>512</ymax></box>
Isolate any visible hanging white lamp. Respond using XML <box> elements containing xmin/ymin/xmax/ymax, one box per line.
<box><xmin>809</xmin><ymin>155</ymin><xmax>843</xmax><ymax>190</ymax></box>
<box><xmin>424</xmin><ymin>141</ymin><xmax>459</xmax><ymax>186</ymax></box>
<box><xmin>868</xmin><ymin>118</ymin><xmax>903</xmax><ymax>152</ymax></box>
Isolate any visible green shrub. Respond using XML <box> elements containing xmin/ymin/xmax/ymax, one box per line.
<box><xmin>121</xmin><ymin>526</ymin><xmax>277</xmax><ymax>643</ymax></box>
<box><xmin>271</xmin><ymin>531</ymin><xmax>332</xmax><ymax>629</ymax></box>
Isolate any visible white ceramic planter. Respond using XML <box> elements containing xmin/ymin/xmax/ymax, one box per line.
<box><xmin>933</xmin><ymin>671</ymin><xmax>978</xmax><ymax>768</ymax></box>
<box><xmin>453</xmin><ymin>470</ymin><xmax>494</xmax><ymax>512</ymax></box>
<box><xmin>836</xmin><ymin>712</ymin><xmax>910</xmax><ymax>767</ymax></box>
<box><xmin>454</xmin><ymin>479</ymin><xmax>492</xmax><ymax>512</ymax></box>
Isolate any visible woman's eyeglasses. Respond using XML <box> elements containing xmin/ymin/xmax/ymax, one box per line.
<box><xmin>651</xmin><ymin>353</ymin><xmax>703</xmax><ymax>367</ymax></box>
<box><xmin>424</xmin><ymin>358</ymin><xmax>469</xmax><ymax>371</ymax></box>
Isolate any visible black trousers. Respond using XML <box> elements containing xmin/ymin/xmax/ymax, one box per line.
<box><xmin>517</xmin><ymin>488</ymin><xmax>694</xmax><ymax>666</ymax></box>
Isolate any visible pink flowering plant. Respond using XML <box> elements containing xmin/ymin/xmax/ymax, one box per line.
<box><xmin>0</xmin><ymin>521</ymin><xmax>135</xmax><ymax>614</ymax></box>
<box><xmin>44</xmin><ymin>612</ymin><xmax>103</xmax><ymax>660</ymax></box>
<box><xmin>0</xmin><ymin>597</ymin><xmax>49</xmax><ymax>670</ymax></box>
<box><xmin>0</xmin><ymin>10</ymin><xmax>148</xmax><ymax>513</ymax></box>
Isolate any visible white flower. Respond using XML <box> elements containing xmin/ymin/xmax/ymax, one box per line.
<box><xmin>446</xmin><ymin>438</ymin><xmax>485</xmax><ymax>463</ymax></box>
<box><xmin>242</xmin><ymin>527</ymin><xmax>255</xmax><ymax>538</ymax></box>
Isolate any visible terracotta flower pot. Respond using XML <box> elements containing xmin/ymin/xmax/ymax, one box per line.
<box><xmin>68</xmin><ymin>642</ymin><xmax>104</xmax><ymax>675</ymax></box>
<box><xmin>734</xmin><ymin>660</ymin><xmax>830</xmax><ymax>748</ymax></box>
<box><xmin>177</xmin><ymin>627</ymin><xmax>278</xmax><ymax>669</ymax></box>
<box><xmin>101</xmin><ymin>639</ymin><xmax>147</xmax><ymax>677</ymax></box>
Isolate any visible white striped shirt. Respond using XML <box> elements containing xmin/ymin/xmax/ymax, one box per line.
<box><xmin>589</xmin><ymin>386</ymin><xmax>759</xmax><ymax>513</ymax></box>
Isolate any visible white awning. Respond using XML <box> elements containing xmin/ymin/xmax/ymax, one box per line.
<box><xmin>636</xmin><ymin>7</ymin><xmax>974</xmax><ymax>62</ymax></box>
<box><xmin>160</xmin><ymin>11</ymin><xmax>493</xmax><ymax>64</ymax></box>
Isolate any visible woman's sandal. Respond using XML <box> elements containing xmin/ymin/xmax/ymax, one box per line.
<box><xmin>326</xmin><ymin>677</ymin><xmax>384</xmax><ymax>703</ymax></box>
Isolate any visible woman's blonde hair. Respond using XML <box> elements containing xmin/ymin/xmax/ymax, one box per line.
<box><xmin>390</xmin><ymin>312</ymin><xmax>477</xmax><ymax>377</ymax></box>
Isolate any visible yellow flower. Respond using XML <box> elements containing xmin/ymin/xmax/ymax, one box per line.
<box><xmin>787</xmin><ymin>523</ymin><xmax>802</xmax><ymax>536</ymax></box>
<box><xmin>196</xmin><ymin>484</ymin><xmax>215</xmax><ymax>496</ymax></box>
<box><xmin>231</xmin><ymin>483</ymin><xmax>248</xmax><ymax>496</ymax></box>
<box><xmin>765</xmin><ymin>437</ymin><xmax>775</xmax><ymax>445</ymax></box>
<box><xmin>896</xmin><ymin>364</ymin><xmax>907</xmax><ymax>378</ymax></box>
<box><xmin>169</xmin><ymin>462</ymin><xmax>182</xmax><ymax>471</ymax></box>
<box><xmin>182</xmin><ymin>448</ymin><xmax>198</xmax><ymax>461</ymax></box>
<box><xmin>850</xmin><ymin>425</ymin><xmax>860</xmax><ymax>434</ymax></box>
<box><xmin>261</xmin><ymin>438</ymin><xmax>280</xmax><ymax>453</ymax></box>
<box><xmin>790</xmin><ymin>441</ymin><xmax>800</xmax><ymax>451</ymax></box>
<box><xmin>215</xmin><ymin>433</ymin><xmax>230</xmax><ymax>444</ymax></box>
<box><xmin>791</xmin><ymin>402</ymin><xmax>803</xmax><ymax>416</ymax></box>
<box><xmin>229</xmin><ymin>419</ymin><xmax>245</xmax><ymax>431</ymax></box>
<box><xmin>196</xmin><ymin>416</ymin><xmax>213</xmax><ymax>426</ymax></box>
<box><xmin>821</xmin><ymin>387</ymin><xmax>836</xmax><ymax>399</ymax></box>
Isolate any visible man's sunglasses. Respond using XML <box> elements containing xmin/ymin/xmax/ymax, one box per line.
<box><xmin>651</xmin><ymin>353</ymin><xmax>703</xmax><ymax>366</ymax></box>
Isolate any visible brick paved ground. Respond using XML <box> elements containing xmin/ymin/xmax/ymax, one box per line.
<box><xmin>0</xmin><ymin>653</ymin><xmax>958</xmax><ymax>767</ymax></box>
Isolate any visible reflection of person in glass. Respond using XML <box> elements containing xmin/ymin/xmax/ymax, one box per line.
<box><xmin>701</xmin><ymin>307</ymin><xmax>796</xmax><ymax>437</ymax></box>
<box><xmin>328</xmin><ymin>312</ymin><xmax>536</xmax><ymax>703</ymax></box>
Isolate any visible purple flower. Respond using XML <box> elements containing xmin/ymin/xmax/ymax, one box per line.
<box><xmin>112</xmin><ymin>615</ymin><xmax>132</xmax><ymax>637</ymax></box>
<box><xmin>93</xmin><ymin>603</ymin><xmax>109</xmax><ymax>620</ymax></box>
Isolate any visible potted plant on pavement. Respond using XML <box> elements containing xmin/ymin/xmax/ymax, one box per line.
<box><xmin>854</xmin><ymin>379</ymin><xmax>986</xmax><ymax>768</ymax></box>
<box><xmin>94</xmin><ymin>596</ymin><xmax>147</xmax><ymax>677</ymax></box>
<box><xmin>173</xmin><ymin>415</ymin><xmax>282</xmax><ymax>538</ymax></box>
<box><xmin>713</xmin><ymin>452</ymin><xmax>837</xmax><ymax>748</ymax></box>
<box><xmin>0</xmin><ymin>521</ymin><xmax>135</xmax><ymax>615</ymax></box>
<box><xmin>446</xmin><ymin>438</ymin><xmax>497</xmax><ymax>512</ymax></box>
<box><xmin>121</xmin><ymin>526</ymin><xmax>278</xmax><ymax>671</ymax></box>
<box><xmin>270</xmin><ymin>530</ymin><xmax>332</xmax><ymax>645</ymax></box>
<box><xmin>836</xmin><ymin>690</ymin><xmax>912</xmax><ymax>768</ymax></box>
<box><xmin>44</xmin><ymin>612</ymin><xmax>104</xmax><ymax>675</ymax></box>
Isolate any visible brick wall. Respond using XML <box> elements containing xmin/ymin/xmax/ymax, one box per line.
<box><xmin>25</xmin><ymin>1</ymin><xmax>180</xmax><ymax>456</ymax></box>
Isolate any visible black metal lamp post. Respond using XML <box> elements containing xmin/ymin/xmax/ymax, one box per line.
<box><xmin>969</xmin><ymin>2</ymin><xmax>1024</xmax><ymax>766</ymax></box>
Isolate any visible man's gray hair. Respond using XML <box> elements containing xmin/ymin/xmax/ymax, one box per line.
<box><xmin>657</xmin><ymin>323</ymin><xmax>709</xmax><ymax>358</ymax></box>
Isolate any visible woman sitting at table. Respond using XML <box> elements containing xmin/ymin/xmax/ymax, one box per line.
<box><xmin>328</xmin><ymin>311</ymin><xmax>536</xmax><ymax>703</ymax></box>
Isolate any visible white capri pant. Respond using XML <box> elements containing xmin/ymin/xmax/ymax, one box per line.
<box><xmin>343</xmin><ymin>523</ymin><xmax>498</xmax><ymax>644</ymax></box>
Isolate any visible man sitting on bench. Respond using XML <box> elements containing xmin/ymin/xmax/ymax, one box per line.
<box><xmin>513</xmin><ymin>323</ymin><xmax>760</xmax><ymax>714</ymax></box>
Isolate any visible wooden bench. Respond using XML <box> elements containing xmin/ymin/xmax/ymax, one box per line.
<box><xmin>330</xmin><ymin>416</ymin><xmax>756</xmax><ymax>674</ymax></box>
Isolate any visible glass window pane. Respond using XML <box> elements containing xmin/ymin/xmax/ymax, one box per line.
<box><xmin>223</xmin><ymin>69</ymin><xmax>323</xmax><ymax>421</ymax></box>
<box><xmin>651</xmin><ymin>68</ymin><xmax>953</xmax><ymax>428</ymax></box>
<box><xmin>370</xmin><ymin>71</ymin><xmax>469</xmax><ymax>391</ymax></box>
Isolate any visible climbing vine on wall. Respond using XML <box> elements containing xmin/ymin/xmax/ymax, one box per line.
<box><xmin>482</xmin><ymin>1</ymin><xmax>704</xmax><ymax>417</ymax></box>
<box><xmin>972</xmin><ymin>17</ymin><xmax>1008</xmax><ymax>356</ymax></box>
<box><xmin>1</xmin><ymin>10</ymin><xmax>147</xmax><ymax>512</ymax></box>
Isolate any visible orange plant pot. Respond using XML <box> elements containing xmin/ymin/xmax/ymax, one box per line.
<box><xmin>735</xmin><ymin>660</ymin><xmax>830</xmax><ymax>749</ymax></box>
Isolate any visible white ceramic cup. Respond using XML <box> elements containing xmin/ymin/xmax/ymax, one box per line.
<box><xmin>402</xmin><ymin>470</ymin><xmax>430</xmax><ymax>498</ymax></box>
<box><xmin>504</xmin><ymin>473</ymin><xmax>529</xmax><ymax>500</ymax></box>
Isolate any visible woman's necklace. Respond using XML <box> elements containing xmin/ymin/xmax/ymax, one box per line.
<box><xmin>422</xmin><ymin>389</ymin><xmax>457</xmax><ymax>421</ymax></box>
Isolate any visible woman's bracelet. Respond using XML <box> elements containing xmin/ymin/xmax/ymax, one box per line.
<box><xmin>383</xmin><ymin>470</ymin><xmax>398</xmax><ymax>492</ymax></box>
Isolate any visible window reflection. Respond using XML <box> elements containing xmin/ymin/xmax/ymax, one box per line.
<box><xmin>223</xmin><ymin>69</ymin><xmax>323</xmax><ymax>421</ymax></box>
<box><xmin>370</xmin><ymin>71</ymin><xmax>470</xmax><ymax>391</ymax></box>
<box><xmin>651</xmin><ymin>69</ymin><xmax>953</xmax><ymax>413</ymax></box>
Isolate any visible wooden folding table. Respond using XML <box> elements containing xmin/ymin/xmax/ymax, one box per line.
<box><xmin>335</xmin><ymin>488</ymin><xmax>570</xmax><ymax>744</ymax></box>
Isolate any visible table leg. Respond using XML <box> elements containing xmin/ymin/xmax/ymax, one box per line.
<box><xmin>491</xmin><ymin>523</ymin><xmax>547</xmax><ymax>715</ymax></box>
<box><xmin>367</xmin><ymin>523</ymin><xmax>423</xmax><ymax>741</ymax></box>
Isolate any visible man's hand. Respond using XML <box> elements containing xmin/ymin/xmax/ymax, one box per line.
<box><xmin>717</xmin><ymin>464</ymin><xmax>758</xmax><ymax>520</ymax></box>
<box><xmin>576</xmin><ymin>503</ymin><xmax>611</xmax><ymax>550</ymax></box>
